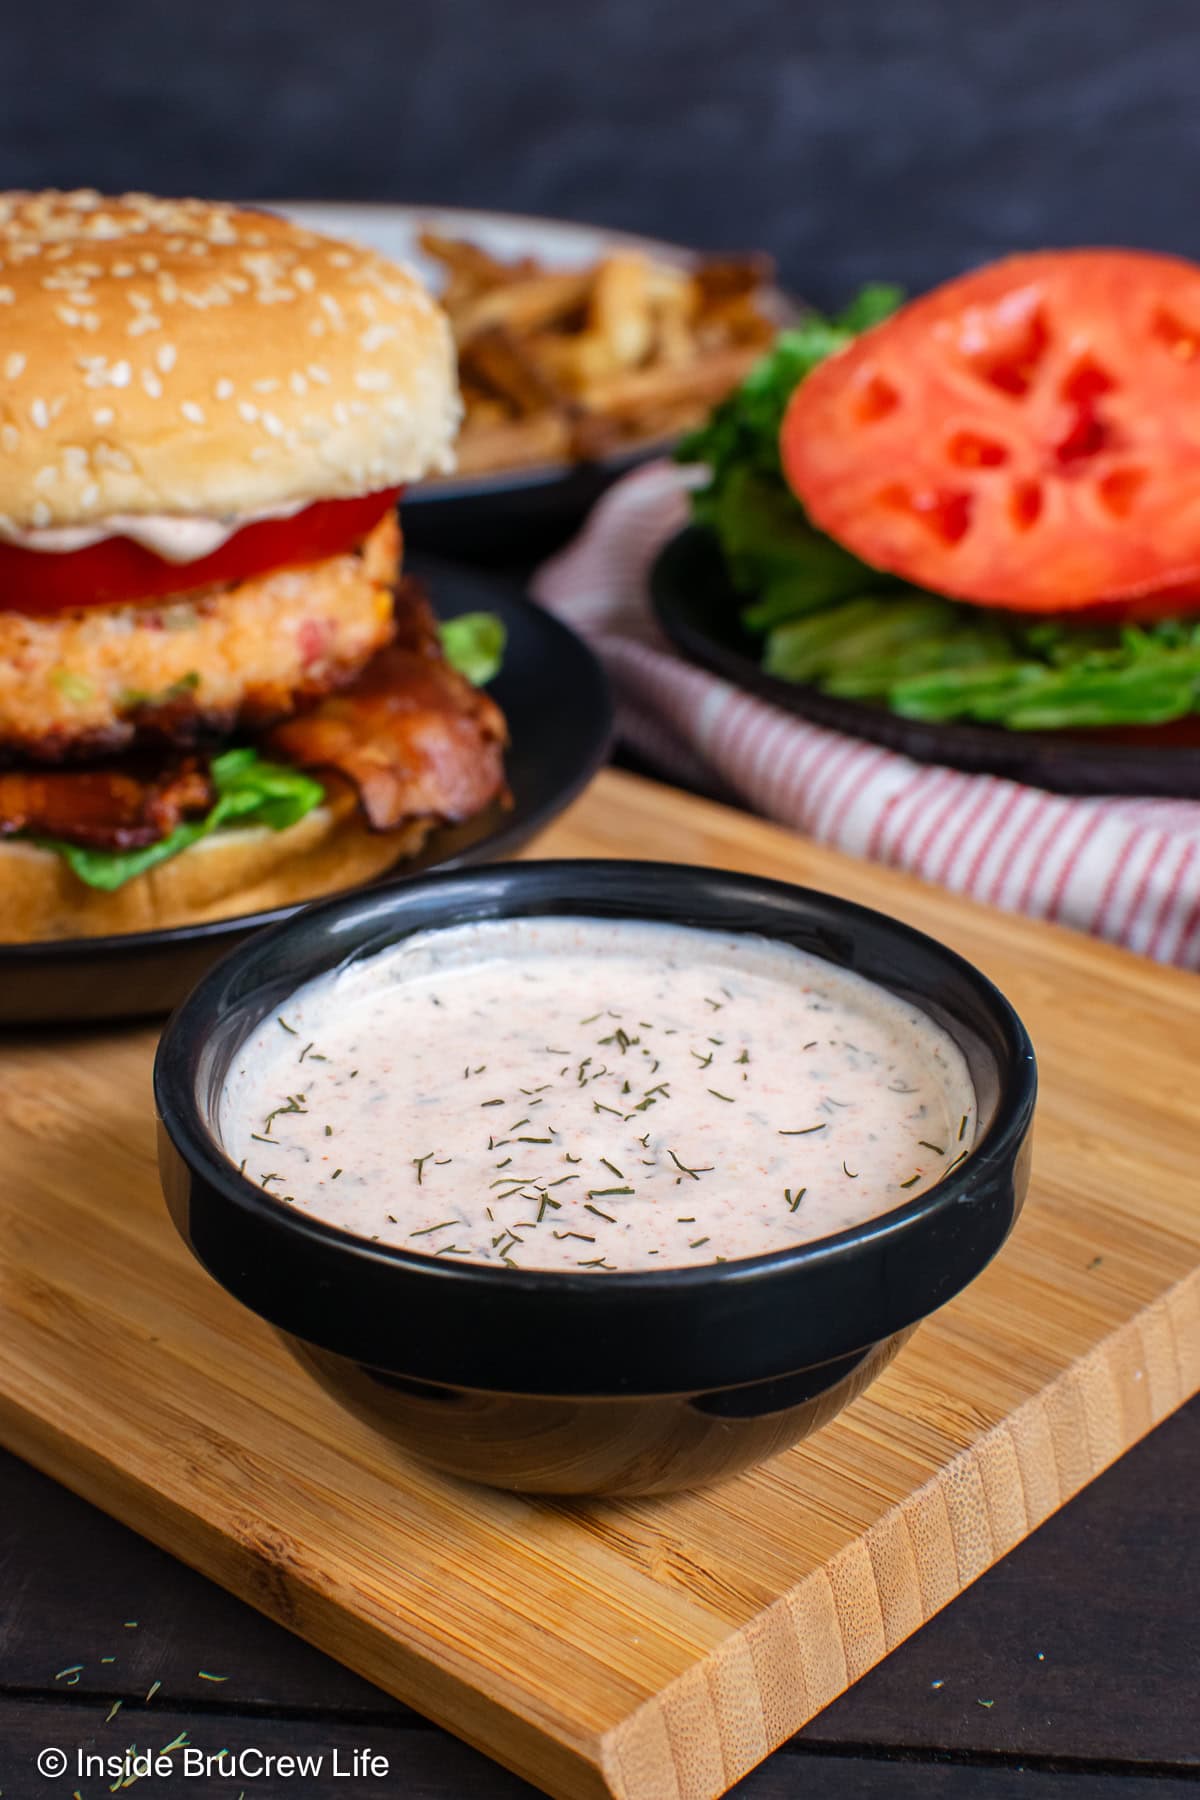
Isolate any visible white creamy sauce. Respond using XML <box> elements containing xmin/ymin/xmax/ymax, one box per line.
<box><xmin>219</xmin><ymin>918</ymin><xmax>978</xmax><ymax>1272</ymax></box>
<box><xmin>0</xmin><ymin>498</ymin><xmax>310</xmax><ymax>562</ymax></box>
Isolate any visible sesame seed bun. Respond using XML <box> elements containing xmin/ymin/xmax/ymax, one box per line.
<box><xmin>0</xmin><ymin>190</ymin><xmax>461</xmax><ymax>531</ymax></box>
<box><xmin>0</xmin><ymin>783</ymin><xmax>440</xmax><ymax>942</ymax></box>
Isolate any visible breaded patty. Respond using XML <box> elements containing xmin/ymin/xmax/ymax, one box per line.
<box><xmin>0</xmin><ymin>514</ymin><xmax>400</xmax><ymax>762</ymax></box>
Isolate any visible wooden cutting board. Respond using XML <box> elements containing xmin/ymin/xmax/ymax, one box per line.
<box><xmin>1</xmin><ymin>768</ymin><xmax>1197</xmax><ymax>1800</ymax></box>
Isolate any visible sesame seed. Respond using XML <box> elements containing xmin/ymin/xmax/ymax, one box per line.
<box><xmin>0</xmin><ymin>191</ymin><xmax>444</xmax><ymax>499</ymax></box>
<box><xmin>31</xmin><ymin>500</ymin><xmax>51</xmax><ymax>526</ymax></box>
<box><xmin>94</xmin><ymin>444</ymin><xmax>133</xmax><ymax>471</ymax></box>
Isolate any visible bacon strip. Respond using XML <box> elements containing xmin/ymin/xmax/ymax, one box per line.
<box><xmin>0</xmin><ymin>581</ymin><xmax>508</xmax><ymax>851</ymax></box>
<box><xmin>265</xmin><ymin>581</ymin><xmax>509</xmax><ymax>831</ymax></box>
<box><xmin>0</xmin><ymin>761</ymin><xmax>212</xmax><ymax>850</ymax></box>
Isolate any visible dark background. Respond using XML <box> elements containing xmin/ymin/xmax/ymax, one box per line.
<box><xmin>4</xmin><ymin>0</ymin><xmax>1199</xmax><ymax>305</ymax></box>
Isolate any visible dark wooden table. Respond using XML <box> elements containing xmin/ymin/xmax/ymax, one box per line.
<box><xmin>1</xmin><ymin>1400</ymin><xmax>1194</xmax><ymax>1797</ymax></box>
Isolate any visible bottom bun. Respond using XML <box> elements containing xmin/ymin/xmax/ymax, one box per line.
<box><xmin>0</xmin><ymin>786</ymin><xmax>440</xmax><ymax>943</ymax></box>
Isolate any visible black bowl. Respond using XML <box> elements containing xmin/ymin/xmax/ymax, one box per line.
<box><xmin>154</xmin><ymin>860</ymin><xmax>1036</xmax><ymax>1496</ymax></box>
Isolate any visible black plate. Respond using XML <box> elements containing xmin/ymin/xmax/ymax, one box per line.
<box><xmin>652</xmin><ymin>524</ymin><xmax>1200</xmax><ymax>797</ymax></box>
<box><xmin>1</xmin><ymin>556</ymin><xmax>612</xmax><ymax>1027</ymax></box>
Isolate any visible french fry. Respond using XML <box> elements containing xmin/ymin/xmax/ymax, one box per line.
<box><xmin>452</xmin><ymin>270</ymin><xmax>593</xmax><ymax>341</ymax></box>
<box><xmin>524</xmin><ymin>328</ymin><xmax>617</xmax><ymax>391</ymax></box>
<box><xmin>453</xmin><ymin>411</ymin><xmax>574</xmax><ymax>474</ymax></box>
<box><xmin>588</xmin><ymin>253</ymin><xmax>654</xmax><ymax>367</ymax></box>
<box><xmin>625</xmin><ymin>399</ymin><xmax>716</xmax><ymax>441</ymax></box>
<box><xmin>649</xmin><ymin>280</ymin><xmax>699</xmax><ymax>367</ymax></box>
<box><xmin>695</xmin><ymin>291</ymin><xmax>776</xmax><ymax>345</ymax></box>
<box><xmin>691</xmin><ymin>254</ymin><xmax>776</xmax><ymax>301</ymax></box>
<box><xmin>418</xmin><ymin>231</ymin><xmax>537</xmax><ymax>292</ymax></box>
<box><xmin>566</xmin><ymin>409</ymin><xmax>625</xmax><ymax>463</ymax></box>
<box><xmin>643</xmin><ymin>262</ymin><xmax>696</xmax><ymax>302</ymax></box>
<box><xmin>459</xmin><ymin>389</ymin><xmax>509</xmax><ymax>429</ymax></box>
<box><xmin>419</xmin><ymin>223</ymin><xmax>781</xmax><ymax>478</ymax></box>
<box><xmin>459</xmin><ymin>324</ymin><xmax>569</xmax><ymax>416</ymax></box>
<box><xmin>579</xmin><ymin>344</ymin><xmax>765</xmax><ymax>422</ymax></box>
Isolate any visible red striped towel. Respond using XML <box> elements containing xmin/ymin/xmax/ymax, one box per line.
<box><xmin>533</xmin><ymin>461</ymin><xmax>1200</xmax><ymax>967</ymax></box>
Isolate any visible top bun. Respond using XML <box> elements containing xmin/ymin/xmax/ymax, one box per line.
<box><xmin>0</xmin><ymin>190</ymin><xmax>461</xmax><ymax>530</ymax></box>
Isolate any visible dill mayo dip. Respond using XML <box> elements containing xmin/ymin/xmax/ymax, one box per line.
<box><xmin>220</xmin><ymin>916</ymin><xmax>977</xmax><ymax>1271</ymax></box>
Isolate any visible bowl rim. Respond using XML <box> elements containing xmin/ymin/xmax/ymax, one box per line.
<box><xmin>154</xmin><ymin>858</ymin><xmax>1037</xmax><ymax>1394</ymax></box>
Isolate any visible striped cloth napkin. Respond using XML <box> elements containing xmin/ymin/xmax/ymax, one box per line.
<box><xmin>532</xmin><ymin>460</ymin><xmax>1200</xmax><ymax>968</ymax></box>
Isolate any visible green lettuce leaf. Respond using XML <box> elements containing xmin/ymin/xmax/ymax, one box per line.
<box><xmin>439</xmin><ymin>611</ymin><xmax>506</xmax><ymax>686</ymax></box>
<box><xmin>677</xmin><ymin>284</ymin><xmax>904</xmax><ymax>514</ymax></box>
<box><xmin>36</xmin><ymin>747</ymin><xmax>326</xmax><ymax>892</ymax></box>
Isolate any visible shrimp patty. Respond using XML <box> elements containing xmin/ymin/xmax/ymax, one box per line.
<box><xmin>0</xmin><ymin>514</ymin><xmax>400</xmax><ymax>762</ymax></box>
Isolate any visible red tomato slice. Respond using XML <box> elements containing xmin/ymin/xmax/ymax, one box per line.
<box><xmin>0</xmin><ymin>487</ymin><xmax>402</xmax><ymax>615</ymax></box>
<box><xmin>780</xmin><ymin>250</ymin><xmax>1200</xmax><ymax>614</ymax></box>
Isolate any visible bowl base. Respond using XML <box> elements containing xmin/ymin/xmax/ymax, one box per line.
<box><xmin>285</xmin><ymin>1329</ymin><xmax>914</xmax><ymax>1497</ymax></box>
